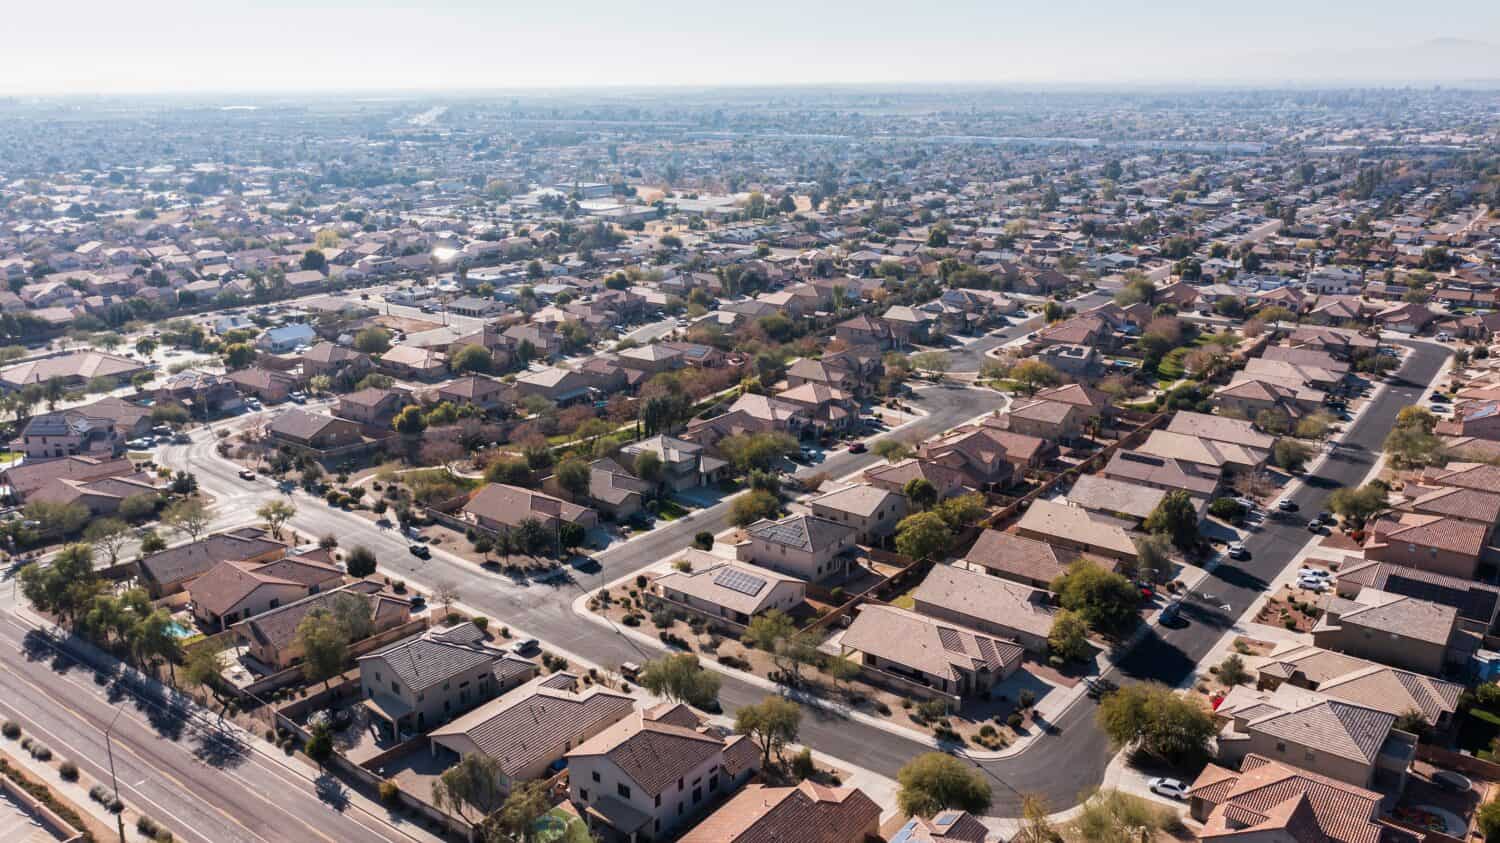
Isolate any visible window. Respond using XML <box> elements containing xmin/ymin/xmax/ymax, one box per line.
<box><xmin>580</xmin><ymin>788</ymin><xmax>589</xmax><ymax>802</ymax></box>
<box><xmin>692</xmin><ymin>787</ymin><xmax>702</xmax><ymax>804</ymax></box>
<box><xmin>1275</xmin><ymin>741</ymin><xmax>1286</xmax><ymax>753</ymax></box>
<box><xmin>617</xmin><ymin>783</ymin><xmax>631</xmax><ymax>800</ymax></box>
<box><xmin>1304</xmin><ymin>750</ymin><xmax>1315</xmax><ymax>761</ymax></box>
<box><xmin>678</xmin><ymin>778</ymin><xmax>683</xmax><ymax>792</ymax></box>
<box><xmin>654</xmin><ymin>794</ymin><xmax>660</xmax><ymax>808</ymax></box>
<box><xmin>709</xmin><ymin>775</ymin><xmax>718</xmax><ymax>792</ymax></box>
<box><xmin>591</xmin><ymin>771</ymin><xmax>600</xmax><ymax>783</ymax></box>
<box><xmin>391</xmin><ymin>681</ymin><xmax>400</xmax><ymax>694</ymax></box>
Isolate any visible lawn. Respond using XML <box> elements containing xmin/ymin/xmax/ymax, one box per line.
<box><xmin>534</xmin><ymin>807</ymin><xmax>592</xmax><ymax>843</ymax></box>
<box><xmin>656</xmin><ymin>499</ymin><xmax>689</xmax><ymax>521</ymax></box>
<box><xmin>890</xmin><ymin>594</ymin><xmax>916</xmax><ymax>610</ymax></box>
<box><xmin>1457</xmin><ymin>707</ymin><xmax>1500</xmax><ymax>758</ymax></box>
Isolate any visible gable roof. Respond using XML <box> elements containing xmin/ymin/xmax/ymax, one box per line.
<box><xmin>745</xmin><ymin>514</ymin><xmax>854</xmax><ymax>554</ymax></box>
<box><xmin>841</xmin><ymin>603</ymin><xmax>1024</xmax><ymax>683</ymax></box>
<box><xmin>679</xmin><ymin>781</ymin><xmax>881</xmax><ymax>843</ymax></box>
<box><xmin>1188</xmin><ymin>755</ymin><xmax>1391</xmax><ymax>843</ymax></box>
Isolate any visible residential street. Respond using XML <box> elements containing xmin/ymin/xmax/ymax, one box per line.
<box><xmin>2</xmin><ymin>339</ymin><xmax>1445</xmax><ymax>826</ymax></box>
<box><xmin>0</xmin><ymin>608</ymin><xmax>431</xmax><ymax>843</ymax></box>
<box><xmin>946</xmin><ymin>289</ymin><xmax>1112</xmax><ymax>373</ymax></box>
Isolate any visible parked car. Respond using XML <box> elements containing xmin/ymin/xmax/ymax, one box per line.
<box><xmin>1297</xmin><ymin>577</ymin><xmax>1329</xmax><ymax>592</ymax></box>
<box><xmin>1084</xmin><ymin>677</ymin><xmax>1119</xmax><ymax>699</ymax></box>
<box><xmin>1159</xmin><ymin>601</ymin><xmax>1185</xmax><ymax>627</ymax></box>
<box><xmin>1148</xmin><ymin>777</ymin><xmax>1188</xmax><ymax>800</ymax></box>
<box><xmin>511</xmin><ymin>638</ymin><xmax>540</xmax><ymax>655</ymax></box>
<box><xmin>1277</xmin><ymin>499</ymin><xmax>1299</xmax><ymax>512</ymax></box>
<box><xmin>1297</xmin><ymin>567</ymin><xmax>1331</xmax><ymax>581</ymax></box>
<box><xmin>408</xmin><ymin>544</ymin><xmax>431</xmax><ymax>559</ymax></box>
<box><xmin>1306</xmin><ymin>519</ymin><xmax>1323</xmax><ymax>532</ymax></box>
<box><xmin>1227</xmin><ymin>542</ymin><xmax>1249</xmax><ymax>560</ymax></box>
<box><xmin>238</xmin><ymin>469</ymin><xmax>256</xmax><ymax>480</ymax></box>
<box><xmin>848</xmin><ymin>441</ymin><xmax>867</xmax><ymax>454</ymax></box>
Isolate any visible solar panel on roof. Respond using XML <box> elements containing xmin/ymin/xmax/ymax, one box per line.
<box><xmin>713</xmin><ymin>568</ymin><xmax>767</xmax><ymax>597</ymax></box>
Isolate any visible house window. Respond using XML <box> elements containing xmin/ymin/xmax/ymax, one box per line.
<box><xmin>692</xmin><ymin>787</ymin><xmax>702</xmax><ymax>804</ymax></box>
<box><xmin>709</xmin><ymin>775</ymin><xmax>718</xmax><ymax>792</ymax></box>
<box><xmin>391</xmin><ymin>681</ymin><xmax>400</xmax><ymax>694</ymax></box>
<box><xmin>678</xmin><ymin>778</ymin><xmax>683</xmax><ymax>791</ymax></box>
<box><xmin>1275</xmin><ymin>741</ymin><xmax>1286</xmax><ymax>753</ymax></box>
<box><xmin>654</xmin><ymin>794</ymin><xmax>661</xmax><ymax>808</ymax></box>
<box><xmin>580</xmin><ymin>788</ymin><xmax>589</xmax><ymax>802</ymax></box>
<box><xmin>1304</xmin><ymin>750</ymin><xmax>1315</xmax><ymax>762</ymax></box>
<box><xmin>591</xmin><ymin>771</ymin><xmax>600</xmax><ymax>783</ymax></box>
<box><xmin>617</xmin><ymin>783</ymin><xmax>631</xmax><ymax>800</ymax></box>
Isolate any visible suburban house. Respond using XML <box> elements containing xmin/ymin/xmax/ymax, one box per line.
<box><xmin>233</xmin><ymin>582</ymin><xmax>412</xmax><ymax>671</ymax></box>
<box><xmin>1063</xmin><ymin>474</ymin><xmax>1173</xmax><ymax>527</ymax></box>
<box><xmin>136</xmin><ymin>527</ymin><xmax>286</xmax><ymax>597</ymax></box>
<box><xmin>1014</xmin><ymin>499</ymin><xmax>1139</xmax><ymax>564</ymax></box>
<box><xmin>358</xmin><ymin>622</ymin><xmax>536</xmax><ymax>738</ymax></box>
<box><xmin>0</xmin><ymin>455</ymin><xmax>139</xmax><ymax>505</ymax></box>
<box><xmin>915</xmin><ymin>428</ymin><xmax>1017</xmax><ymax>490</ymax></box>
<box><xmin>807</xmin><ymin>483</ymin><xmax>907</xmax><ymax>544</ymax></box>
<box><xmin>961</xmin><ymin>529</ymin><xmax>1096</xmax><ymax>589</ymax></box>
<box><xmin>1335</xmin><ymin>557</ymin><xmax>1500</xmax><ymax>637</ymax></box>
<box><xmin>1211</xmin><ymin>695</ymin><xmax>1416</xmax><ymax>795</ymax></box>
<box><xmin>736</xmin><ymin>514</ymin><xmax>856</xmax><ymax>581</ymax></box>
<box><xmin>1187</xmin><ymin>754</ymin><xmax>1418</xmax><ymax>843</ymax></box>
<box><xmin>679</xmin><ymin>781</ymin><xmax>881</xmax><ymax>843</ymax></box>
<box><xmin>266</xmin><ymin>409</ymin><xmax>366</xmax><ymax>455</ymax></box>
<box><xmin>1312</xmin><ymin>592</ymin><xmax>1459</xmax><ymax>676</ymax></box>
<box><xmin>840</xmin><ymin>604</ymin><xmax>1025</xmax><ymax>701</ymax></box>
<box><xmin>227</xmin><ymin>367</ymin><xmax>299</xmax><ymax>403</ymax></box>
<box><xmin>1362</xmin><ymin>510</ymin><xmax>1488</xmax><ymax>578</ymax></box>
<box><xmin>651</xmin><ymin>552</ymin><xmax>806</xmax><ymax>626</ymax></box>
<box><xmin>775</xmin><ymin>382</ymin><xmax>856</xmax><ymax>435</ymax></box>
<box><xmin>378</xmin><ymin>345</ymin><xmax>448</xmax><ymax>381</ymax></box>
<box><xmin>1101</xmin><ymin>449</ymin><xmax>1222</xmax><ymax>499</ymax></box>
<box><xmin>436</xmin><ymin>375</ymin><xmax>509</xmax><ymax>413</ymax></box>
<box><xmin>0</xmin><ymin>350</ymin><xmax>148</xmax><ymax>392</ymax></box>
<box><xmin>186</xmin><ymin>554</ymin><xmax>343</xmax><ymax>631</ymax></box>
<box><xmin>996</xmin><ymin>398</ymin><xmax>1088</xmax><ymax>441</ymax></box>
<box><xmin>619</xmin><ymin>435</ymin><xmax>728</xmax><ymax>491</ymax></box>
<box><xmin>1253</xmin><ymin>643</ymin><xmax>1463</xmax><ymax>732</ymax></box>
<box><xmin>335</xmin><ymin>387</ymin><xmax>413</xmax><ymax>428</ymax></box>
<box><xmin>909</xmin><ymin>563</ymin><xmax>1054</xmax><ymax>653</ymax></box>
<box><xmin>1136</xmin><ymin>429</ymin><xmax>1267</xmax><ymax>475</ymax></box>
<box><xmin>301</xmin><ymin>342</ymin><xmax>371</xmax><ymax>381</ymax></box>
<box><xmin>567</xmin><ymin>704</ymin><xmax>761</xmax><ymax>842</ymax></box>
<box><xmin>155</xmin><ymin>370</ymin><xmax>243</xmax><ymax>417</ymax></box>
<box><xmin>462</xmin><ymin>483</ymin><xmax>599</xmax><ymax>533</ymax></box>
<box><xmin>835</xmin><ymin>314</ymin><xmax>893</xmax><ymax>348</ymax></box>
<box><xmin>19</xmin><ymin>411</ymin><xmax>121</xmax><ymax>460</ymax></box>
<box><xmin>863</xmin><ymin>459</ymin><xmax>970</xmax><ymax>501</ymax></box>
<box><xmin>429</xmin><ymin>672</ymin><xmax>635</xmax><ymax>788</ymax></box>
<box><xmin>1165</xmin><ymin>411</ymin><xmax>1277</xmax><ymax>457</ymax></box>
<box><xmin>587</xmin><ymin>458</ymin><xmax>653</xmax><ymax>520</ymax></box>
<box><xmin>256</xmin><ymin>323</ymin><xmax>317</xmax><ymax>353</ymax></box>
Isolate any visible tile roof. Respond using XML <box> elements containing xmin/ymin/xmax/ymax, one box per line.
<box><xmin>745</xmin><ymin>514</ymin><xmax>854</xmax><ymax>554</ymax></box>
<box><xmin>1016</xmin><ymin>499</ymin><xmax>1138</xmax><ymax>558</ymax></box>
<box><xmin>567</xmin><ymin>707</ymin><xmax>756</xmax><ymax>797</ymax></box>
<box><xmin>653</xmin><ymin>555</ymin><xmax>804</xmax><ymax>617</ymax></box>
<box><xmin>679</xmin><ymin>781</ymin><xmax>881</xmax><ymax>843</ymax></box>
<box><xmin>138</xmin><ymin>527</ymin><xmax>284</xmax><ymax>587</ymax></box>
<box><xmin>1188</xmin><ymin>755</ymin><xmax>1391</xmax><ymax>843</ymax></box>
<box><xmin>910</xmin><ymin>564</ymin><xmax>1054</xmax><ymax>639</ymax></box>
<box><xmin>840</xmin><ymin>604</ymin><xmax>1024</xmax><ymax>684</ymax></box>
<box><xmin>1247</xmin><ymin>700</ymin><xmax>1396</xmax><ymax>765</ymax></box>
<box><xmin>429</xmin><ymin>673</ymin><xmax>634</xmax><ymax>777</ymax></box>
<box><xmin>358</xmin><ymin>622</ymin><xmax>503</xmax><ymax>693</ymax></box>
<box><xmin>890</xmin><ymin>811</ymin><xmax>989</xmax><ymax>843</ymax></box>
<box><xmin>962</xmin><ymin>529</ymin><xmax>1073</xmax><ymax>583</ymax></box>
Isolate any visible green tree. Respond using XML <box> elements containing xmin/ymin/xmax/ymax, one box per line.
<box><xmin>83</xmin><ymin>518</ymin><xmax>130</xmax><ymax>567</ymax></box>
<box><xmin>304</xmin><ymin>723</ymin><xmax>334</xmax><ymax>769</ymax></box>
<box><xmin>910</xmin><ymin>351</ymin><xmax>950</xmax><ymax>377</ymax></box>
<box><xmin>489</xmin><ymin>779</ymin><xmax>550</xmax><ymax>843</ymax></box>
<box><xmin>633</xmin><ymin>450</ymin><xmax>663</xmax><ymax>486</ymax></box>
<box><xmin>730</xmin><ymin>490</ymin><xmax>781</xmax><ymax>526</ymax></box>
<box><xmin>1143</xmin><ymin>490</ymin><xmax>1198</xmax><ymax>549</ymax></box>
<box><xmin>182</xmin><ymin>640</ymin><xmax>233</xmax><ymax>718</ymax></box>
<box><xmin>353</xmin><ymin>328</ymin><xmax>391</xmax><ymax>354</ymax></box>
<box><xmin>220</xmin><ymin>342</ymin><xmax>256</xmax><ymax>370</ymax></box>
<box><xmin>637</xmin><ymin>653</ymin><xmax>720</xmax><ymax>709</ymax></box>
<box><xmin>392</xmin><ymin>405</ymin><xmax>427</xmax><ymax>434</ymax></box>
<box><xmin>555</xmin><ymin>457</ymin><xmax>591</xmax><ymax>500</ymax></box>
<box><xmin>735</xmin><ymin>696</ymin><xmax>801</xmax><ymax>766</ymax></box>
<box><xmin>1254</xmin><ymin>409</ymin><xmax>1290</xmax><ymax>436</ymax></box>
<box><xmin>450</xmin><ymin>344</ymin><xmax>492</xmax><ymax>374</ymax></box>
<box><xmin>432</xmin><ymin>752</ymin><xmax>504</xmax><ymax>821</ymax></box>
<box><xmin>896</xmin><ymin>753</ymin><xmax>992</xmax><ymax>818</ymax></box>
<box><xmin>1273</xmin><ymin>438</ymin><xmax>1312</xmax><ymax>473</ymax></box>
<box><xmin>1218</xmin><ymin>654</ymin><xmax>1249</xmax><ymax>686</ymax></box>
<box><xmin>933</xmin><ymin>493</ymin><xmax>986</xmax><ymax>531</ymax></box>
<box><xmin>18</xmin><ymin>543</ymin><xmax>100</xmax><ymax>628</ymax></box>
<box><xmin>895</xmin><ymin>511</ymin><xmax>953</xmax><ymax>561</ymax></box>
<box><xmin>1477</xmin><ymin>798</ymin><xmax>1500</xmax><ymax>840</ymax></box>
<box><xmin>1096</xmin><ymin>681</ymin><xmax>1215</xmax><ymax>763</ymax></box>
<box><xmin>132</xmin><ymin>608</ymin><xmax>182</xmax><ymax>681</ymax></box>
<box><xmin>873</xmin><ymin>439</ymin><xmax>911</xmax><ymax>464</ymax></box>
<box><xmin>1051</xmin><ymin>560</ymin><xmax>1140</xmax><ymax>636</ymax></box>
<box><xmin>1132</xmin><ymin>532</ymin><xmax>1173</xmax><ymax>583</ymax></box>
<box><xmin>256</xmin><ymin>499</ymin><xmax>296</xmax><ymax>540</ymax></box>
<box><xmin>718</xmin><ymin>432</ymin><xmax>798</xmax><ymax>474</ymax></box>
<box><xmin>1327</xmin><ymin>482</ymin><xmax>1388</xmax><ymax>526</ymax></box>
<box><xmin>1048</xmin><ymin>609</ymin><xmax>1092</xmax><ymax>663</ymax></box>
<box><xmin>300</xmin><ymin>248</ymin><xmax>328</xmax><ymax>273</ymax></box>
<box><xmin>346</xmin><ymin>545</ymin><xmax>378</xmax><ymax>578</ymax></box>
<box><xmin>902</xmin><ymin>478</ymin><xmax>939</xmax><ymax>511</ymax></box>
<box><xmin>162</xmin><ymin>497</ymin><xmax>212</xmax><ymax>543</ymax></box>
<box><xmin>294</xmin><ymin>609</ymin><xmax>350</xmax><ymax>690</ymax></box>
<box><xmin>1011</xmin><ymin>360</ymin><xmax>1061</xmax><ymax>395</ymax></box>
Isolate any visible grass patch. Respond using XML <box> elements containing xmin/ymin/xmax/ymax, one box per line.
<box><xmin>891</xmin><ymin>594</ymin><xmax>916</xmax><ymax>610</ymax></box>
<box><xmin>1457</xmin><ymin>707</ymin><xmax>1500</xmax><ymax>755</ymax></box>
<box><xmin>1156</xmin><ymin>347</ymin><xmax>1190</xmax><ymax>381</ymax></box>
<box><xmin>534</xmin><ymin>807</ymin><xmax>591</xmax><ymax>843</ymax></box>
<box><xmin>656</xmin><ymin>499</ymin><xmax>689</xmax><ymax>521</ymax></box>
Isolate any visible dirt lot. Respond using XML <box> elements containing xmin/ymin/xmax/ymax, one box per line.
<box><xmin>1254</xmin><ymin>585</ymin><xmax>1326</xmax><ymax>633</ymax></box>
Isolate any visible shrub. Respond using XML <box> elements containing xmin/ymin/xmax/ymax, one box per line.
<box><xmin>791</xmin><ymin>747</ymin><xmax>816</xmax><ymax>779</ymax></box>
<box><xmin>471</xmin><ymin>616</ymin><xmax>489</xmax><ymax>633</ymax></box>
<box><xmin>137</xmin><ymin>816</ymin><xmax>160</xmax><ymax>836</ymax></box>
<box><xmin>693</xmin><ymin>531</ymin><xmax>714</xmax><ymax>550</ymax></box>
<box><xmin>379</xmin><ymin>779</ymin><xmax>401</xmax><ymax>805</ymax></box>
<box><xmin>155</xmin><ymin>831</ymin><xmax>175</xmax><ymax>843</ymax></box>
<box><xmin>58</xmin><ymin>760</ymin><xmax>78</xmax><ymax>781</ymax></box>
<box><xmin>1018</xmin><ymin>689</ymin><xmax>1036</xmax><ymax>709</ymax></box>
<box><xmin>1</xmin><ymin>721</ymin><xmax>19</xmax><ymax>739</ymax></box>
<box><xmin>1007</xmin><ymin>712</ymin><xmax>1025</xmax><ymax>729</ymax></box>
<box><xmin>29</xmin><ymin>743</ymin><xmax>51</xmax><ymax>761</ymax></box>
<box><xmin>635</xmin><ymin>575</ymin><xmax>648</xmax><ymax>589</ymax></box>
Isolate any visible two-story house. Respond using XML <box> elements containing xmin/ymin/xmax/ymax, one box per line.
<box><xmin>358</xmin><ymin>622</ymin><xmax>536</xmax><ymax>738</ymax></box>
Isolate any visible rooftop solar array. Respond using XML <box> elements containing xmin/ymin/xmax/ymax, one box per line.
<box><xmin>713</xmin><ymin>567</ymin><xmax>767</xmax><ymax>596</ymax></box>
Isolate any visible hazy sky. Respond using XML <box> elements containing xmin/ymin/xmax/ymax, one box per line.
<box><xmin>6</xmin><ymin>0</ymin><xmax>1500</xmax><ymax>94</ymax></box>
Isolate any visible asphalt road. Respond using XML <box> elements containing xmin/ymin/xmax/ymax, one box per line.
<box><xmin>0</xmin><ymin>610</ymin><xmax>425</xmax><ymax>843</ymax></box>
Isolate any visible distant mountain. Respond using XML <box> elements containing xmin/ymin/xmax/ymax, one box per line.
<box><xmin>1259</xmin><ymin>38</ymin><xmax>1500</xmax><ymax>85</ymax></box>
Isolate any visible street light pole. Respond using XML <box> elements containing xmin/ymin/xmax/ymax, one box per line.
<box><xmin>104</xmin><ymin>707</ymin><xmax>126</xmax><ymax>843</ymax></box>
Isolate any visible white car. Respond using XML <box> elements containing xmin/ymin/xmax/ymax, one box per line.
<box><xmin>1297</xmin><ymin>567</ymin><xmax>1331</xmax><ymax>580</ymax></box>
<box><xmin>1226</xmin><ymin>542</ymin><xmax>1249</xmax><ymax>560</ymax></box>
<box><xmin>1148</xmin><ymin>777</ymin><xmax>1188</xmax><ymax>800</ymax></box>
<box><xmin>1297</xmin><ymin>577</ymin><xmax>1329</xmax><ymax>592</ymax></box>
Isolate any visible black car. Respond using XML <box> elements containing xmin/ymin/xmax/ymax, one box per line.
<box><xmin>408</xmin><ymin>544</ymin><xmax>431</xmax><ymax>559</ymax></box>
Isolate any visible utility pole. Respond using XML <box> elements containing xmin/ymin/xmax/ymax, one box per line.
<box><xmin>104</xmin><ymin>707</ymin><xmax>126</xmax><ymax>843</ymax></box>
